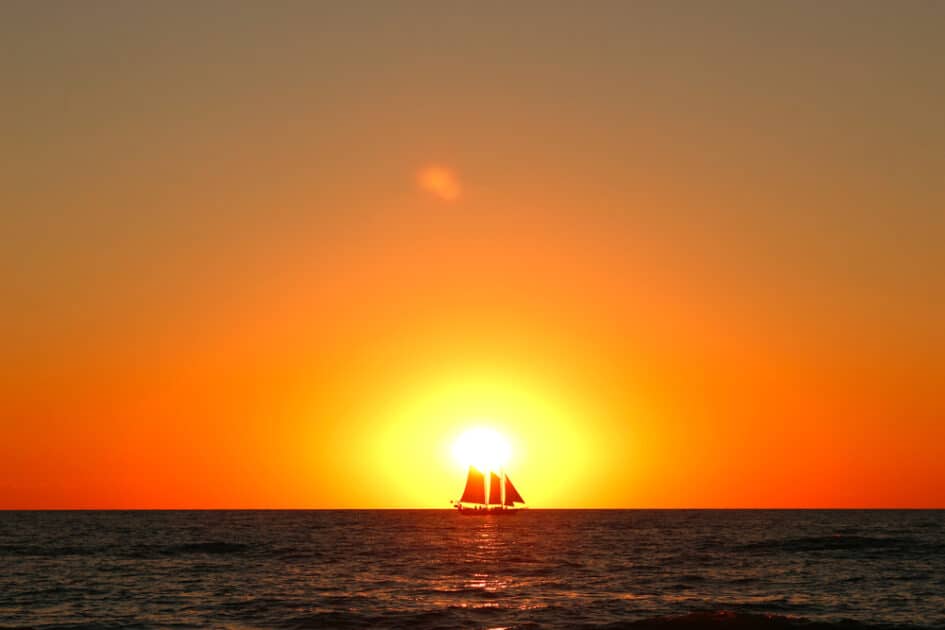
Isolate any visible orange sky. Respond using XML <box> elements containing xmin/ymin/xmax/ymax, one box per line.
<box><xmin>2</xmin><ymin>3</ymin><xmax>944</xmax><ymax>508</ymax></box>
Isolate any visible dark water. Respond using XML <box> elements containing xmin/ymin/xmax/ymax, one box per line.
<box><xmin>1</xmin><ymin>510</ymin><xmax>943</xmax><ymax>629</ymax></box>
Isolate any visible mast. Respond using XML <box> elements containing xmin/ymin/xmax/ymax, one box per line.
<box><xmin>501</xmin><ymin>468</ymin><xmax>506</xmax><ymax>506</ymax></box>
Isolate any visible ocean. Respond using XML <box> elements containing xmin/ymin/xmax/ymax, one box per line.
<box><xmin>1</xmin><ymin>510</ymin><xmax>942</xmax><ymax>629</ymax></box>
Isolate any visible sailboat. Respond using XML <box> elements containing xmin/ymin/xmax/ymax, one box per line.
<box><xmin>452</xmin><ymin>466</ymin><xmax>526</xmax><ymax>515</ymax></box>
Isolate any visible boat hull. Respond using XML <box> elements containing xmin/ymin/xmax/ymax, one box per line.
<box><xmin>455</xmin><ymin>506</ymin><xmax>520</xmax><ymax>516</ymax></box>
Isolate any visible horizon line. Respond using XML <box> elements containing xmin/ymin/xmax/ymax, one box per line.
<box><xmin>2</xmin><ymin>506</ymin><xmax>943</xmax><ymax>511</ymax></box>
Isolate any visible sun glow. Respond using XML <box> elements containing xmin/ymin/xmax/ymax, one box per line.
<box><xmin>452</xmin><ymin>427</ymin><xmax>510</xmax><ymax>473</ymax></box>
<box><xmin>368</xmin><ymin>371</ymin><xmax>601</xmax><ymax>507</ymax></box>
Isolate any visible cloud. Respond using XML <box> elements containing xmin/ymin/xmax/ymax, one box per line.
<box><xmin>416</xmin><ymin>165</ymin><xmax>461</xmax><ymax>202</ymax></box>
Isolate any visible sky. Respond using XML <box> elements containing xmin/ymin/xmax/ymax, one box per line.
<box><xmin>2</xmin><ymin>2</ymin><xmax>943</xmax><ymax>508</ymax></box>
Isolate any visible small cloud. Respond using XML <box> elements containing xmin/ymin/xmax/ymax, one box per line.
<box><xmin>416</xmin><ymin>165</ymin><xmax>461</xmax><ymax>202</ymax></box>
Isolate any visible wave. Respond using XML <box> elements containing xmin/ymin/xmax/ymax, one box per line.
<box><xmin>0</xmin><ymin>541</ymin><xmax>250</xmax><ymax>558</ymax></box>
<box><xmin>594</xmin><ymin>611</ymin><xmax>930</xmax><ymax>630</ymax></box>
<box><xmin>278</xmin><ymin>609</ymin><xmax>487</xmax><ymax>630</ymax></box>
<box><xmin>7</xmin><ymin>610</ymin><xmax>935</xmax><ymax>630</ymax></box>
<box><xmin>169</xmin><ymin>541</ymin><xmax>249</xmax><ymax>555</ymax></box>
<box><xmin>738</xmin><ymin>535</ymin><xmax>920</xmax><ymax>554</ymax></box>
<box><xmin>272</xmin><ymin>610</ymin><xmax>934</xmax><ymax>630</ymax></box>
<box><xmin>0</xmin><ymin>544</ymin><xmax>100</xmax><ymax>557</ymax></box>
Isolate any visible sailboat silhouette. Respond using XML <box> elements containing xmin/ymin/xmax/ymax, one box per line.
<box><xmin>452</xmin><ymin>466</ymin><xmax>525</xmax><ymax>515</ymax></box>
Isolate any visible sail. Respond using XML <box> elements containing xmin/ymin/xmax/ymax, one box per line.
<box><xmin>488</xmin><ymin>472</ymin><xmax>502</xmax><ymax>504</ymax></box>
<box><xmin>504</xmin><ymin>475</ymin><xmax>525</xmax><ymax>505</ymax></box>
<box><xmin>459</xmin><ymin>466</ymin><xmax>486</xmax><ymax>504</ymax></box>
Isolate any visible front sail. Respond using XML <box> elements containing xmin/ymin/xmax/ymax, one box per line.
<box><xmin>459</xmin><ymin>466</ymin><xmax>486</xmax><ymax>504</ymax></box>
<box><xmin>504</xmin><ymin>475</ymin><xmax>525</xmax><ymax>505</ymax></box>
<box><xmin>488</xmin><ymin>472</ymin><xmax>502</xmax><ymax>505</ymax></box>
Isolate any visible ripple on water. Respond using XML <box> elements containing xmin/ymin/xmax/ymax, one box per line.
<box><xmin>0</xmin><ymin>510</ymin><xmax>943</xmax><ymax>629</ymax></box>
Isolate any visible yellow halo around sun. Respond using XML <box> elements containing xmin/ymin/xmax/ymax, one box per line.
<box><xmin>452</xmin><ymin>427</ymin><xmax>510</xmax><ymax>472</ymax></box>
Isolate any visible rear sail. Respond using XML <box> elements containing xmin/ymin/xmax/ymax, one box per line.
<box><xmin>504</xmin><ymin>474</ymin><xmax>525</xmax><ymax>505</ymax></box>
<box><xmin>488</xmin><ymin>472</ymin><xmax>502</xmax><ymax>504</ymax></box>
<box><xmin>459</xmin><ymin>466</ymin><xmax>486</xmax><ymax>504</ymax></box>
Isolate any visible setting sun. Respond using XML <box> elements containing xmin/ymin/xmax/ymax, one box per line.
<box><xmin>452</xmin><ymin>427</ymin><xmax>510</xmax><ymax>473</ymax></box>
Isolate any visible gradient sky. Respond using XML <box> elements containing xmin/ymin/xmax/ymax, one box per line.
<box><xmin>2</xmin><ymin>2</ymin><xmax>944</xmax><ymax>508</ymax></box>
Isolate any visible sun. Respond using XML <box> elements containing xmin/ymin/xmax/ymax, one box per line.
<box><xmin>452</xmin><ymin>427</ymin><xmax>510</xmax><ymax>473</ymax></box>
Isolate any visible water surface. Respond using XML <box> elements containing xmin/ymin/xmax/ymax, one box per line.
<box><xmin>1</xmin><ymin>510</ymin><xmax>943</xmax><ymax>628</ymax></box>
